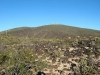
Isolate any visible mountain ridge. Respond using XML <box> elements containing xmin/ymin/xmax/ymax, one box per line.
<box><xmin>1</xmin><ymin>24</ymin><xmax>100</xmax><ymax>39</ymax></box>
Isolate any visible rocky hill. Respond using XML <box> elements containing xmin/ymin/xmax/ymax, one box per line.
<box><xmin>0</xmin><ymin>24</ymin><xmax>100</xmax><ymax>39</ymax></box>
<box><xmin>0</xmin><ymin>25</ymin><xmax>100</xmax><ymax>75</ymax></box>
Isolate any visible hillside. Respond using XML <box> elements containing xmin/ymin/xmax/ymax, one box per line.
<box><xmin>0</xmin><ymin>24</ymin><xmax>100</xmax><ymax>39</ymax></box>
<box><xmin>0</xmin><ymin>35</ymin><xmax>100</xmax><ymax>75</ymax></box>
<box><xmin>0</xmin><ymin>25</ymin><xmax>100</xmax><ymax>75</ymax></box>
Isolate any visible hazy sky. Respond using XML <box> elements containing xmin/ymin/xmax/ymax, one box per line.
<box><xmin>0</xmin><ymin>0</ymin><xmax>100</xmax><ymax>31</ymax></box>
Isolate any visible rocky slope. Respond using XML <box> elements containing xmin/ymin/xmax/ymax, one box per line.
<box><xmin>0</xmin><ymin>36</ymin><xmax>100</xmax><ymax>75</ymax></box>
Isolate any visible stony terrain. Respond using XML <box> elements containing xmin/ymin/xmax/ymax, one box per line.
<box><xmin>0</xmin><ymin>35</ymin><xmax>100</xmax><ymax>75</ymax></box>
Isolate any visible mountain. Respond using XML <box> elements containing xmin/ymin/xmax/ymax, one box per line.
<box><xmin>0</xmin><ymin>24</ymin><xmax>100</xmax><ymax>39</ymax></box>
<box><xmin>0</xmin><ymin>25</ymin><xmax>100</xmax><ymax>75</ymax></box>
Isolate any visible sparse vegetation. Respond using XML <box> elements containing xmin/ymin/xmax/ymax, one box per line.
<box><xmin>0</xmin><ymin>25</ymin><xmax>100</xmax><ymax>75</ymax></box>
<box><xmin>0</xmin><ymin>25</ymin><xmax>100</xmax><ymax>39</ymax></box>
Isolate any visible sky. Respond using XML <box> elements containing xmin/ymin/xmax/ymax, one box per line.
<box><xmin>0</xmin><ymin>0</ymin><xmax>100</xmax><ymax>31</ymax></box>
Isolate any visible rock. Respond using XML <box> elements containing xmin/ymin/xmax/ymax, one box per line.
<box><xmin>36</xmin><ymin>71</ymin><xmax>46</xmax><ymax>75</ymax></box>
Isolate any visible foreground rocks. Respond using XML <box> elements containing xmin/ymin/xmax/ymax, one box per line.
<box><xmin>0</xmin><ymin>36</ymin><xmax>100</xmax><ymax>75</ymax></box>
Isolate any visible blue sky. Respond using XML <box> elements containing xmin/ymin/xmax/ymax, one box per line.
<box><xmin>0</xmin><ymin>0</ymin><xmax>100</xmax><ymax>31</ymax></box>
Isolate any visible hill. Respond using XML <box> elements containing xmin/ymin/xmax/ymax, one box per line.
<box><xmin>0</xmin><ymin>24</ymin><xmax>100</xmax><ymax>39</ymax></box>
<box><xmin>0</xmin><ymin>24</ymin><xmax>100</xmax><ymax>75</ymax></box>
